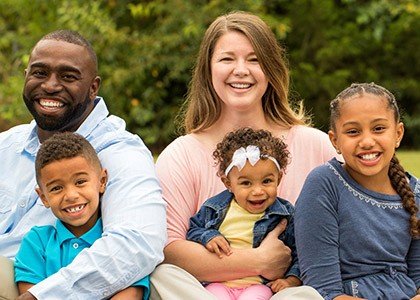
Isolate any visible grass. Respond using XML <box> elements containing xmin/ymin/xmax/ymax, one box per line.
<box><xmin>396</xmin><ymin>150</ymin><xmax>420</xmax><ymax>177</ymax></box>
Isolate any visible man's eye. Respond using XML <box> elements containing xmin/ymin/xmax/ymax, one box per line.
<box><xmin>62</xmin><ymin>74</ymin><xmax>77</xmax><ymax>81</ymax></box>
<box><xmin>32</xmin><ymin>70</ymin><xmax>47</xmax><ymax>77</ymax></box>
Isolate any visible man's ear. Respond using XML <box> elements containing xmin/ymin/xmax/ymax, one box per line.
<box><xmin>221</xmin><ymin>175</ymin><xmax>232</xmax><ymax>191</ymax></box>
<box><xmin>36</xmin><ymin>187</ymin><xmax>50</xmax><ymax>208</ymax></box>
<box><xmin>89</xmin><ymin>76</ymin><xmax>101</xmax><ymax>100</ymax></box>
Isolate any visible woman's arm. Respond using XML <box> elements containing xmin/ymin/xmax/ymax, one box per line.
<box><xmin>164</xmin><ymin>221</ymin><xmax>291</xmax><ymax>282</ymax></box>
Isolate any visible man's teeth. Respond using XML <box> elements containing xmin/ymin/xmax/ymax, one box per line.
<box><xmin>40</xmin><ymin>100</ymin><xmax>64</xmax><ymax>108</ymax></box>
<box><xmin>360</xmin><ymin>153</ymin><xmax>378</xmax><ymax>160</ymax></box>
<box><xmin>230</xmin><ymin>83</ymin><xmax>251</xmax><ymax>89</ymax></box>
<box><xmin>65</xmin><ymin>204</ymin><xmax>85</xmax><ymax>213</ymax></box>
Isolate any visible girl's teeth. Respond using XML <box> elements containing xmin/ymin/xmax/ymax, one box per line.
<box><xmin>361</xmin><ymin>153</ymin><xmax>378</xmax><ymax>160</ymax></box>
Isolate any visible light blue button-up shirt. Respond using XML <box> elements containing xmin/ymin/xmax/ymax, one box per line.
<box><xmin>15</xmin><ymin>219</ymin><xmax>150</xmax><ymax>299</ymax></box>
<box><xmin>0</xmin><ymin>98</ymin><xmax>166</xmax><ymax>299</ymax></box>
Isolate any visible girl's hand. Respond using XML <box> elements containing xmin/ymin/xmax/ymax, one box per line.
<box><xmin>110</xmin><ymin>287</ymin><xmax>143</xmax><ymax>300</ymax></box>
<box><xmin>206</xmin><ymin>236</ymin><xmax>232</xmax><ymax>258</ymax></box>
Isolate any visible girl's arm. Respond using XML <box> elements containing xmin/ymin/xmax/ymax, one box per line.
<box><xmin>17</xmin><ymin>283</ymin><xmax>35</xmax><ymax>296</ymax></box>
<box><xmin>294</xmin><ymin>167</ymin><xmax>344</xmax><ymax>299</ymax></box>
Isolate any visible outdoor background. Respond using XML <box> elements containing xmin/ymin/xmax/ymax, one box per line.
<box><xmin>0</xmin><ymin>0</ymin><xmax>419</xmax><ymax>174</ymax></box>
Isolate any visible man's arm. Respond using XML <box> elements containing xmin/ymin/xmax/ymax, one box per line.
<box><xmin>29</xmin><ymin>142</ymin><xmax>166</xmax><ymax>299</ymax></box>
<box><xmin>164</xmin><ymin>220</ymin><xmax>291</xmax><ymax>282</ymax></box>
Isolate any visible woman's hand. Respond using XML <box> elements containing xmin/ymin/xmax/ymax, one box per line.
<box><xmin>257</xmin><ymin>219</ymin><xmax>291</xmax><ymax>280</ymax></box>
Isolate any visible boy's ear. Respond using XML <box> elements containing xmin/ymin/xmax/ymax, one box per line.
<box><xmin>99</xmin><ymin>169</ymin><xmax>108</xmax><ymax>194</ymax></box>
<box><xmin>36</xmin><ymin>187</ymin><xmax>50</xmax><ymax>208</ymax></box>
<box><xmin>221</xmin><ymin>175</ymin><xmax>232</xmax><ymax>191</ymax></box>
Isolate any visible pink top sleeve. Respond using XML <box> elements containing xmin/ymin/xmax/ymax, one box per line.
<box><xmin>156</xmin><ymin>126</ymin><xmax>339</xmax><ymax>245</ymax></box>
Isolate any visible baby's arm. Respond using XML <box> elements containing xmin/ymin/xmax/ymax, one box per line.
<box><xmin>267</xmin><ymin>275</ymin><xmax>301</xmax><ymax>293</ymax></box>
<box><xmin>206</xmin><ymin>235</ymin><xmax>232</xmax><ymax>258</ymax></box>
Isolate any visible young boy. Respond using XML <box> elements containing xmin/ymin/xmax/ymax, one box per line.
<box><xmin>14</xmin><ymin>132</ymin><xmax>149</xmax><ymax>299</ymax></box>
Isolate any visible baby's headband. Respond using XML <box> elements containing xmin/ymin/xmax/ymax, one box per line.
<box><xmin>224</xmin><ymin>145</ymin><xmax>281</xmax><ymax>176</ymax></box>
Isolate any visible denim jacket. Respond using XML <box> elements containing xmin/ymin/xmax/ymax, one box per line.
<box><xmin>187</xmin><ymin>189</ymin><xmax>300</xmax><ymax>279</ymax></box>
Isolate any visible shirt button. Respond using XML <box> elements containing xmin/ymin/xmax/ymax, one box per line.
<box><xmin>73</xmin><ymin>243</ymin><xmax>79</xmax><ymax>249</ymax></box>
<box><xmin>19</xmin><ymin>202</ymin><xmax>26</xmax><ymax>208</ymax></box>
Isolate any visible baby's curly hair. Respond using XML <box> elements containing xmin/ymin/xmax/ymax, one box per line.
<box><xmin>213</xmin><ymin>127</ymin><xmax>290</xmax><ymax>177</ymax></box>
<box><xmin>35</xmin><ymin>132</ymin><xmax>101</xmax><ymax>185</ymax></box>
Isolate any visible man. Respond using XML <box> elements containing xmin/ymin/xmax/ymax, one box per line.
<box><xmin>0</xmin><ymin>30</ymin><xmax>166</xmax><ymax>299</ymax></box>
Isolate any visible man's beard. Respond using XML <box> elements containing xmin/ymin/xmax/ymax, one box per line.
<box><xmin>23</xmin><ymin>94</ymin><xmax>91</xmax><ymax>132</ymax></box>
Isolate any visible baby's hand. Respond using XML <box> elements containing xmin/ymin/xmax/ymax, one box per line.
<box><xmin>206</xmin><ymin>235</ymin><xmax>232</xmax><ymax>258</ymax></box>
<box><xmin>267</xmin><ymin>276</ymin><xmax>301</xmax><ymax>293</ymax></box>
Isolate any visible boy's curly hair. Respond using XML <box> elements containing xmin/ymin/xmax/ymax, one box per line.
<box><xmin>35</xmin><ymin>132</ymin><xmax>101</xmax><ymax>185</ymax></box>
<box><xmin>213</xmin><ymin>127</ymin><xmax>290</xmax><ymax>177</ymax></box>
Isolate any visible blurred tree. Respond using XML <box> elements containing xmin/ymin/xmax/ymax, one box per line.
<box><xmin>0</xmin><ymin>0</ymin><xmax>418</xmax><ymax>151</ymax></box>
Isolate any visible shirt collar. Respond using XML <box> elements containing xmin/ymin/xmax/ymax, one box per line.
<box><xmin>22</xmin><ymin>97</ymin><xmax>108</xmax><ymax>156</ymax></box>
<box><xmin>55</xmin><ymin>218</ymin><xmax>103</xmax><ymax>246</ymax></box>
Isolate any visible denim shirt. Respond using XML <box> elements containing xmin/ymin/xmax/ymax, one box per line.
<box><xmin>187</xmin><ymin>189</ymin><xmax>300</xmax><ymax>279</ymax></box>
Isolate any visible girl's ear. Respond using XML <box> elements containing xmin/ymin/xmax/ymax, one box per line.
<box><xmin>328</xmin><ymin>130</ymin><xmax>340</xmax><ymax>154</ymax></box>
<box><xmin>36</xmin><ymin>187</ymin><xmax>50</xmax><ymax>208</ymax></box>
<box><xmin>221</xmin><ymin>175</ymin><xmax>232</xmax><ymax>191</ymax></box>
<box><xmin>395</xmin><ymin>122</ymin><xmax>404</xmax><ymax>148</ymax></box>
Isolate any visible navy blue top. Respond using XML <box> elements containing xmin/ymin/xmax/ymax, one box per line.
<box><xmin>187</xmin><ymin>189</ymin><xmax>300</xmax><ymax>279</ymax></box>
<box><xmin>295</xmin><ymin>158</ymin><xmax>420</xmax><ymax>300</ymax></box>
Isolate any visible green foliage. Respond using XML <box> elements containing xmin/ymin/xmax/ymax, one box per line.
<box><xmin>1</xmin><ymin>0</ymin><xmax>419</xmax><ymax>151</ymax></box>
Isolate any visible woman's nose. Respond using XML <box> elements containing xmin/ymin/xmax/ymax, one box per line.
<box><xmin>232</xmin><ymin>61</ymin><xmax>249</xmax><ymax>77</ymax></box>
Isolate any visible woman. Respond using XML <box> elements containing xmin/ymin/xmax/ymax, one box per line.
<box><xmin>151</xmin><ymin>11</ymin><xmax>337</xmax><ymax>300</ymax></box>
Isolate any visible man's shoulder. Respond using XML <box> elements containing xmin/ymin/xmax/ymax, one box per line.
<box><xmin>0</xmin><ymin>123</ymin><xmax>33</xmax><ymax>150</ymax></box>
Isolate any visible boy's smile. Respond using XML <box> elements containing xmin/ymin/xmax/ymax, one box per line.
<box><xmin>36</xmin><ymin>156</ymin><xmax>107</xmax><ymax>237</ymax></box>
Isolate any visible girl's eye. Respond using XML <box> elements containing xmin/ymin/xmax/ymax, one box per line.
<box><xmin>239</xmin><ymin>181</ymin><xmax>251</xmax><ymax>186</ymax></box>
<box><xmin>345</xmin><ymin>129</ymin><xmax>359</xmax><ymax>135</ymax></box>
<box><xmin>373</xmin><ymin>125</ymin><xmax>386</xmax><ymax>132</ymax></box>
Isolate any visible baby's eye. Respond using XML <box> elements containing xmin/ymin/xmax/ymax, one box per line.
<box><xmin>263</xmin><ymin>178</ymin><xmax>273</xmax><ymax>184</ymax></box>
<box><xmin>239</xmin><ymin>180</ymin><xmax>251</xmax><ymax>186</ymax></box>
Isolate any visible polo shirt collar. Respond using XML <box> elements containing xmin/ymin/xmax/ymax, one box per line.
<box><xmin>55</xmin><ymin>218</ymin><xmax>103</xmax><ymax>246</ymax></box>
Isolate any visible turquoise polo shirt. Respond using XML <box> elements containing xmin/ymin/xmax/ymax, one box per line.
<box><xmin>15</xmin><ymin>218</ymin><xmax>150</xmax><ymax>299</ymax></box>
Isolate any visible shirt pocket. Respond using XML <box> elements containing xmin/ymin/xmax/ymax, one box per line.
<box><xmin>0</xmin><ymin>185</ymin><xmax>14</xmax><ymax>214</ymax></box>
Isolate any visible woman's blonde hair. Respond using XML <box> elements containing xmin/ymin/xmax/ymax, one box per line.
<box><xmin>181</xmin><ymin>11</ymin><xmax>309</xmax><ymax>133</ymax></box>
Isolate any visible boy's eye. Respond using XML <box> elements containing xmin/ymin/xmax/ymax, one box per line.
<box><xmin>76</xmin><ymin>179</ymin><xmax>87</xmax><ymax>185</ymax></box>
<box><xmin>49</xmin><ymin>186</ymin><xmax>62</xmax><ymax>192</ymax></box>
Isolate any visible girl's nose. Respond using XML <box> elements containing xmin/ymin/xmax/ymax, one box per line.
<box><xmin>251</xmin><ymin>186</ymin><xmax>264</xmax><ymax>195</ymax></box>
<box><xmin>359</xmin><ymin>134</ymin><xmax>376</xmax><ymax>149</ymax></box>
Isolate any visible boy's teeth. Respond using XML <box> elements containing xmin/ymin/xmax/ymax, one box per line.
<box><xmin>65</xmin><ymin>204</ymin><xmax>85</xmax><ymax>213</ymax></box>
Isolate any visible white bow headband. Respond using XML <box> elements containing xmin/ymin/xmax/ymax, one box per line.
<box><xmin>224</xmin><ymin>145</ymin><xmax>281</xmax><ymax>176</ymax></box>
